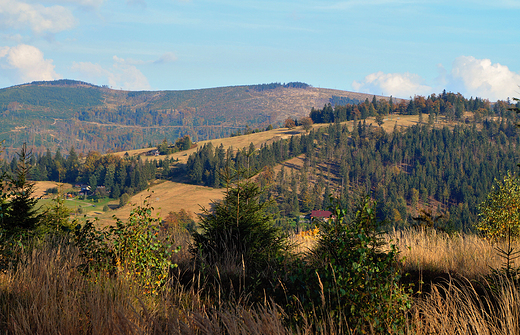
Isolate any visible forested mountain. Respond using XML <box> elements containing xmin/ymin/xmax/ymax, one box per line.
<box><xmin>0</xmin><ymin>80</ymin><xmax>378</xmax><ymax>158</ymax></box>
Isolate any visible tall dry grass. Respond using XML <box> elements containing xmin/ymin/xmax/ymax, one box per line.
<box><xmin>391</xmin><ymin>228</ymin><xmax>520</xmax><ymax>335</ymax></box>
<box><xmin>410</xmin><ymin>276</ymin><xmax>520</xmax><ymax>335</ymax></box>
<box><xmin>294</xmin><ymin>227</ymin><xmax>516</xmax><ymax>278</ymax></box>
<box><xmin>387</xmin><ymin>228</ymin><xmax>520</xmax><ymax>279</ymax></box>
<box><xmin>3</xmin><ymin>229</ymin><xmax>520</xmax><ymax>334</ymax></box>
<box><xmin>0</xmin><ymin>235</ymin><xmax>293</xmax><ymax>335</ymax></box>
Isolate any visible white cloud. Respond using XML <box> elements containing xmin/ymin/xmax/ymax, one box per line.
<box><xmin>110</xmin><ymin>60</ymin><xmax>151</xmax><ymax>91</ymax></box>
<box><xmin>0</xmin><ymin>44</ymin><xmax>60</xmax><ymax>83</ymax></box>
<box><xmin>449</xmin><ymin>56</ymin><xmax>520</xmax><ymax>101</ymax></box>
<box><xmin>40</xmin><ymin>0</ymin><xmax>105</xmax><ymax>8</ymax></box>
<box><xmin>352</xmin><ymin>57</ymin><xmax>520</xmax><ymax>101</ymax></box>
<box><xmin>71</xmin><ymin>57</ymin><xmax>151</xmax><ymax>91</ymax></box>
<box><xmin>0</xmin><ymin>0</ymin><xmax>76</xmax><ymax>35</ymax></box>
<box><xmin>352</xmin><ymin>71</ymin><xmax>433</xmax><ymax>98</ymax></box>
<box><xmin>154</xmin><ymin>52</ymin><xmax>177</xmax><ymax>64</ymax></box>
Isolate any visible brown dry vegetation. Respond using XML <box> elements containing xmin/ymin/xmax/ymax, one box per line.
<box><xmin>96</xmin><ymin>180</ymin><xmax>224</xmax><ymax>226</ymax></box>
<box><xmin>1</xmin><ymin>229</ymin><xmax>520</xmax><ymax>334</ymax></box>
<box><xmin>32</xmin><ymin>181</ymin><xmax>73</xmax><ymax>198</ymax></box>
<box><xmin>294</xmin><ymin>227</ymin><xmax>520</xmax><ymax>280</ymax></box>
<box><xmin>390</xmin><ymin>228</ymin><xmax>518</xmax><ymax>279</ymax></box>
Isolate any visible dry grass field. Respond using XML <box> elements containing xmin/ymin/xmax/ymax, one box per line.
<box><xmin>115</xmin><ymin>113</ymin><xmax>431</xmax><ymax>166</ymax></box>
<box><xmin>390</xmin><ymin>228</ymin><xmax>520</xmax><ymax>279</ymax></box>
<box><xmin>113</xmin><ymin>125</ymin><xmax>312</xmax><ymax>162</ymax></box>
<box><xmin>32</xmin><ymin>181</ymin><xmax>73</xmax><ymax>198</ymax></box>
<box><xmin>2</xmin><ymin>227</ymin><xmax>519</xmax><ymax>334</ymax></box>
<box><xmin>94</xmin><ymin>180</ymin><xmax>224</xmax><ymax>225</ymax></box>
<box><xmin>292</xmin><ymin>226</ymin><xmax>519</xmax><ymax>280</ymax></box>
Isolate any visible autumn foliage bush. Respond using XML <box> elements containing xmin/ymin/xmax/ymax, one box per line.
<box><xmin>73</xmin><ymin>197</ymin><xmax>177</xmax><ymax>294</ymax></box>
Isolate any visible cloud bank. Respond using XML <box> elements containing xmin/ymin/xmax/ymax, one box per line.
<box><xmin>352</xmin><ymin>72</ymin><xmax>432</xmax><ymax>98</ymax></box>
<box><xmin>449</xmin><ymin>56</ymin><xmax>520</xmax><ymax>101</ymax></box>
<box><xmin>0</xmin><ymin>44</ymin><xmax>60</xmax><ymax>82</ymax></box>
<box><xmin>353</xmin><ymin>56</ymin><xmax>520</xmax><ymax>101</ymax></box>
<box><xmin>71</xmin><ymin>56</ymin><xmax>151</xmax><ymax>91</ymax></box>
<box><xmin>0</xmin><ymin>0</ymin><xmax>76</xmax><ymax>35</ymax></box>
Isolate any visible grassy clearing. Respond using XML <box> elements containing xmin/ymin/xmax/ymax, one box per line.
<box><xmin>37</xmin><ymin>195</ymin><xmax>118</xmax><ymax>223</ymax></box>
<box><xmin>94</xmin><ymin>180</ymin><xmax>224</xmax><ymax>226</ymax></box>
<box><xmin>115</xmin><ymin>112</ymin><xmax>432</xmax><ymax>163</ymax></box>
<box><xmin>32</xmin><ymin>181</ymin><xmax>73</xmax><ymax>198</ymax></box>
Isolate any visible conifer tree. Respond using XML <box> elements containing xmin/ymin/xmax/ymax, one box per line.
<box><xmin>191</xmin><ymin>164</ymin><xmax>287</xmax><ymax>278</ymax></box>
<box><xmin>2</xmin><ymin>144</ymin><xmax>40</xmax><ymax>235</ymax></box>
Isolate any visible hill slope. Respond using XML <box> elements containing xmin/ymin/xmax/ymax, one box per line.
<box><xmin>0</xmin><ymin>80</ymin><xmax>384</xmax><ymax>157</ymax></box>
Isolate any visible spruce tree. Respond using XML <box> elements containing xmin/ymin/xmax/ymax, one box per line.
<box><xmin>191</xmin><ymin>165</ymin><xmax>287</xmax><ymax>279</ymax></box>
<box><xmin>2</xmin><ymin>144</ymin><xmax>40</xmax><ymax>235</ymax></box>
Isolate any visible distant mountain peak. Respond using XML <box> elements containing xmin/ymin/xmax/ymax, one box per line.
<box><xmin>27</xmin><ymin>79</ymin><xmax>98</xmax><ymax>88</ymax></box>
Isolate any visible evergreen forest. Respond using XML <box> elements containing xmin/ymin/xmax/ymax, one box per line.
<box><xmin>185</xmin><ymin>92</ymin><xmax>520</xmax><ymax>232</ymax></box>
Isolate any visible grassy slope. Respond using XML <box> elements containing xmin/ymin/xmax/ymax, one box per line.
<box><xmin>36</xmin><ymin>112</ymin><xmax>470</xmax><ymax>226</ymax></box>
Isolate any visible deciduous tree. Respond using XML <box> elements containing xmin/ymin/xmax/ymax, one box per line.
<box><xmin>476</xmin><ymin>171</ymin><xmax>520</xmax><ymax>240</ymax></box>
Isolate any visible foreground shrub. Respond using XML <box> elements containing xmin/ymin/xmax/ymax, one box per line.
<box><xmin>282</xmin><ymin>197</ymin><xmax>411</xmax><ymax>333</ymax></box>
<box><xmin>476</xmin><ymin>171</ymin><xmax>520</xmax><ymax>241</ymax></box>
<box><xmin>74</xmin><ymin>197</ymin><xmax>176</xmax><ymax>294</ymax></box>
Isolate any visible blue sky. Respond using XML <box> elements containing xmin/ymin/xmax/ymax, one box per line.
<box><xmin>0</xmin><ymin>0</ymin><xmax>519</xmax><ymax>101</ymax></box>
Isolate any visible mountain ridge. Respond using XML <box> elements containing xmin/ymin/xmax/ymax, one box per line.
<box><xmin>0</xmin><ymin>80</ymin><xmax>391</xmax><ymax>157</ymax></box>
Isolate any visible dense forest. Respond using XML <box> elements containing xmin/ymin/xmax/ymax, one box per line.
<box><xmin>0</xmin><ymin>147</ymin><xmax>166</xmax><ymax>201</ymax></box>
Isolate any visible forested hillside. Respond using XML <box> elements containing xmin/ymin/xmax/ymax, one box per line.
<box><xmin>0</xmin><ymin>80</ymin><xmax>376</xmax><ymax>158</ymax></box>
<box><xmin>185</xmin><ymin>93</ymin><xmax>520</xmax><ymax>231</ymax></box>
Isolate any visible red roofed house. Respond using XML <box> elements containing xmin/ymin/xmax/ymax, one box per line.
<box><xmin>310</xmin><ymin>210</ymin><xmax>333</xmax><ymax>220</ymax></box>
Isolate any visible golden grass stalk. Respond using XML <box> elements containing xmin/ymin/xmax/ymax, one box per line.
<box><xmin>4</xmin><ymin>228</ymin><xmax>520</xmax><ymax>334</ymax></box>
<box><xmin>411</xmin><ymin>275</ymin><xmax>520</xmax><ymax>335</ymax></box>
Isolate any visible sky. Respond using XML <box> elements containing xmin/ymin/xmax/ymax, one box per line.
<box><xmin>0</xmin><ymin>0</ymin><xmax>519</xmax><ymax>101</ymax></box>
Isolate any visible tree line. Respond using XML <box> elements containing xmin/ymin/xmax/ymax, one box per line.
<box><xmin>309</xmin><ymin>90</ymin><xmax>502</xmax><ymax>124</ymax></box>
<box><xmin>0</xmin><ymin>147</ymin><xmax>177</xmax><ymax>200</ymax></box>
